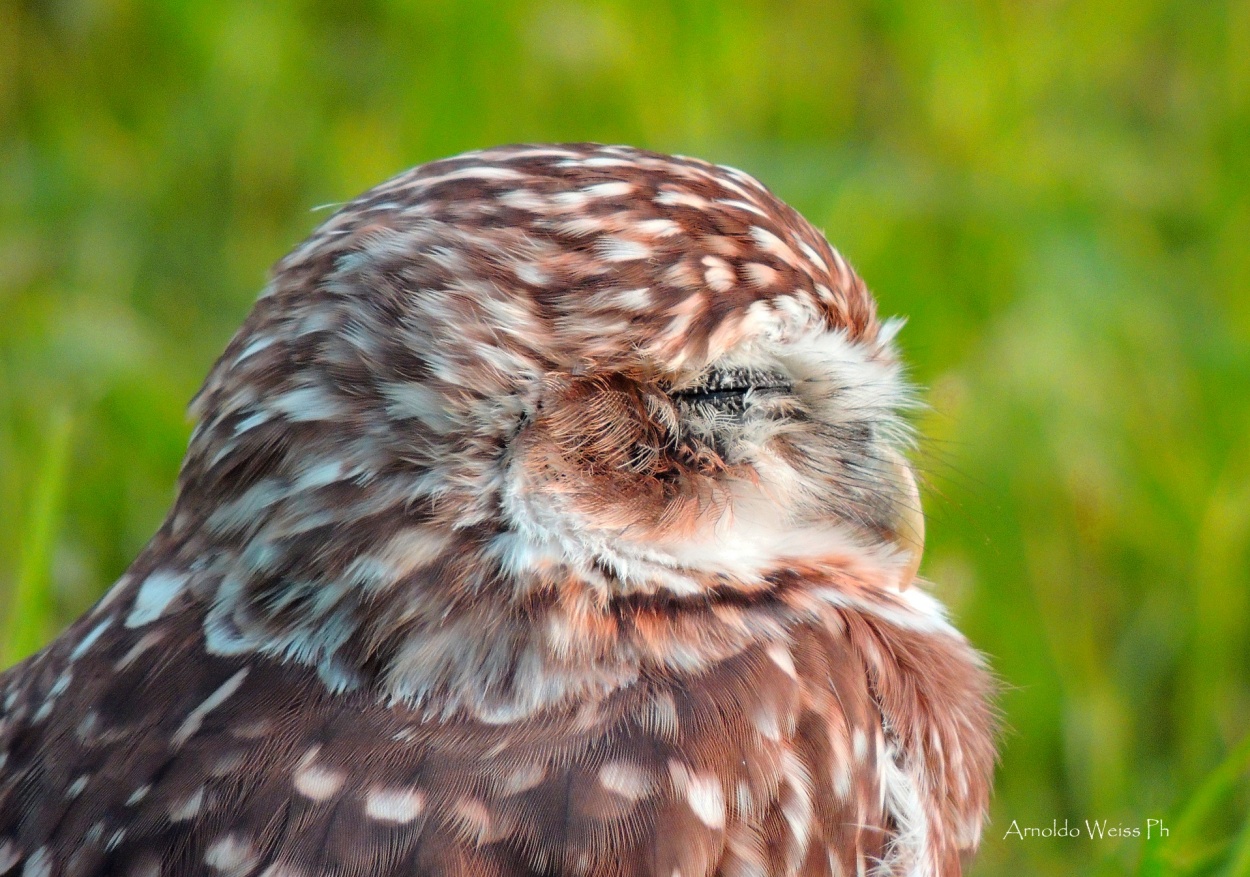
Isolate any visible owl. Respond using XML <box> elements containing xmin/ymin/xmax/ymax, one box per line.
<box><xmin>0</xmin><ymin>144</ymin><xmax>995</xmax><ymax>877</ymax></box>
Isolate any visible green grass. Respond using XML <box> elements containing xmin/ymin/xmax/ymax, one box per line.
<box><xmin>1</xmin><ymin>2</ymin><xmax>1247</xmax><ymax>873</ymax></box>
<box><xmin>0</xmin><ymin>407</ymin><xmax>72</xmax><ymax>668</ymax></box>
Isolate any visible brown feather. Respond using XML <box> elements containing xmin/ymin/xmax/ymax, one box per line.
<box><xmin>0</xmin><ymin>143</ymin><xmax>994</xmax><ymax>877</ymax></box>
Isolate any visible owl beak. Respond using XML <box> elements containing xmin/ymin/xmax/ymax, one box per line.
<box><xmin>887</xmin><ymin>451</ymin><xmax>925</xmax><ymax>590</ymax></box>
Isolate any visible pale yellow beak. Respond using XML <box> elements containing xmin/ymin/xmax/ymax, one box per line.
<box><xmin>887</xmin><ymin>451</ymin><xmax>925</xmax><ymax>590</ymax></box>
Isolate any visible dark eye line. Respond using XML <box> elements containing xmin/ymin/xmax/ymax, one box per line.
<box><xmin>667</xmin><ymin>367</ymin><xmax>792</xmax><ymax>400</ymax></box>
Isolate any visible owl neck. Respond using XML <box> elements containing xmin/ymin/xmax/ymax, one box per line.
<box><xmin>108</xmin><ymin>514</ymin><xmax>958</xmax><ymax>728</ymax></box>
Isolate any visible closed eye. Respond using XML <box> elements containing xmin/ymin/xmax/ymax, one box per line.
<box><xmin>668</xmin><ymin>368</ymin><xmax>792</xmax><ymax>408</ymax></box>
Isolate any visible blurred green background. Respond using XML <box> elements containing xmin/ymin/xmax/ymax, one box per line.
<box><xmin>2</xmin><ymin>0</ymin><xmax>1248</xmax><ymax>873</ymax></box>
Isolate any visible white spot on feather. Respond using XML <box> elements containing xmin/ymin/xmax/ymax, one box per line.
<box><xmin>750</xmin><ymin>226</ymin><xmax>802</xmax><ymax>269</ymax></box>
<box><xmin>48</xmin><ymin>672</ymin><xmax>72</xmax><ymax>700</ymax></box>
<box><xmin>799</xmin><ymin>240</ymin><xmax>830</xmax><ymax>274</ymax></box>
<box><xmin>369</xmin><ymin>527</ymin><xmax>456</xmax><ymax>583</ymax></box>
<box><xmin>450</xmin><ymin>796</ymin><xmax>494</xmax><ymax>842</ymax></box>
<box><xmin>170</xmin><ymin>787</ymin><xmax>205</xmax><ymax>821</ymax></box>
<box><xmin>560</xmin><ymin>156</ymin><xmax>635</xmax><ymax>168</ymax></box>
<box><xmin>688</xmin><ymin>775</ymin><xmax>726</xmax><ymax>829</ymax></box>
<box><xmin>405</xmin><ymin>165</ymin><xmax>528</xmax><ymax>190</ymax></box>
<box><xmin>701</xmin><ymin>255</ymin><xmax>736</xmax><ymax>292</ymax></box>
<box><xmin>380</xmin><ymin>383</ymin><xmax>455</xmax><ymax>432</ymax></box>
<box><xmin>753</xmin><ymin>705</ymin><xmax>783</xmax><ymax>742</ymax></box>
<box><xmin>716</xmin><ymin>197</ymin><xmax>770</xmax><ymax>219</ymax></box>
<box><xmin>552</xmin><ymin>190</ymin><xmax>590</xmax><ymax>210</ymax></box>
<box><xmin>779</xmin><ymin>751</ymin><xmax>815</xmax><ymax>858</ymax></box>
<box><xmin>766</xmin><ymin>643</ymin><xmax>797</xmax><ymax>679</ymax></box>
<box><xmin>293</xmin><ymin>459</ymin><xmax>345</xmax><ymax>490</ymax></box>
<box><xmin>744</xmin><ymin>262</ymin><xmax>780</xmax><ymax>288</ymax></box>
<box><xmin>125</xmin><ymin>571</ymin><xmax>187</xmax><ymax>628</ymax></box>
<box><xmin>126</xmin><ymin>785</ymin><xmax>151</xmax><ymax>806</ymax></box>
<box><xmin>852</xmin><ymin>729</ymin><xmax>868</xmax><ymax>762</ymax></box>
<box><xmin>655</xmin><ymin>188</ymin><xmax>709</xmax><ymax>209</ymax></box>
<box><xmin>597</xmin><ymin>236</ymin><xmax>651</xmax><ymax>262</ymax></box>
<box><xmin>668</xmin><ymin>761</ymin><xmax>725</xmax><ymax>829</ymax></box>
<box><xmin>204</xmin><ymin>835</ymin><xmax>257</xmax><ymax>876</ymax></box>
<box><xmin>514</xmin><ymin>262</ymin><xmax>550</xmax><ymax>286</ymax></box>
<box><xmin>555</xmin><ymin>215</ymin><xmax>607</xmax><ymax>236</ymax></box>
<box><xmin>582</xmin><ymin>181</ymin><xmax>634</xmax><ymax>198</ymax></box>
<box><xmin>271</xmin><ymin>386</ymin><xmax>343</xmax><ymax>422</ymax></box>
<box><xmin>364</xmin><ymin>786</ymin><xmax>426</xmax><ymax>824</ymax></box>
<box><xmin>611</xmin><ymin>287</ymin><xmax>652</xmax><ymax>309</ymax></box>
<box><xmin>598</xmin><ymin>761</ymin><xmax>653</xmax><ymax>801</ymax></box>
<box><xmin>22</xmin><ymin>848</ymin><xmax>51</xmax><ymax>877</ymax></box>
<box><xmin>294</xmin><ymin>748</ymin><xmax>345</xmax><ymax>801</ymax></box>
<box><xmin>210</xmin><ymin>750</ymin><xmax>246</xmax><ymax>777</ymax></box>
<box><xmin>497</xmin><ymin>762</ymin><xmax>547</xmax><ymax>795</ymax></box>
<box><xmin>21</xmin><ymin>849</ymin><xmax>49</xmax><ymax>877</ymax></box>
<box><xmin>70</xmin><ymin>619</ymin><xmax>113</xmax><ymax>661</ymax></box>
<box><xmin>634</xmin><ymin>218</ymin><xmax>682</xmax><ymax>237</ymax></box>
<box><xmin>646</xmin><ymin>691</ymin><xmax>680</xmax><ymax>737</ymax></box>
<box><xmin>0</xmin><ymin>841</ymin><xmax>20</xmax><ymax>874</ymax></box>
<box><xmin>496</xmin><ymin>189</ymin><xmax>547</xmax><ymax>211</ymax></box>
<box><xmin>231</xmin><ymin>412</ymin><xmax>269</xmax><ymax>436</ymax></box>
<box><xmin>115</xmin><ymin>630</ymin><xmax>166</xmax><ymax>670</ymax></box>
<box><xmin>232</xmin><ymin>335</ymin><xmax>275</xmax><ymax>365</ymax></box>
<box><xmin>172</xmin><ymin>668</ymin><xmax>249</xmax><ymax>748</ymax></box>
<box><xmin>258</xmin><ymin>865</ymin><xmax>304</xmax><ymax>877</ymax></box>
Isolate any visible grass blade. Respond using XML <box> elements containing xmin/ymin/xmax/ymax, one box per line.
<box><xmin>1</xmin><ymin>408</ymin><xmax>74</xmax><ymax>667</ymax></box>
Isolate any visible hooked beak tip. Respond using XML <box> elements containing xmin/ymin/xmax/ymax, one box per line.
<box><xmin>887</xmin><ymin>452</ymin><xmax>925</xmax><ymax>590</ymax></box>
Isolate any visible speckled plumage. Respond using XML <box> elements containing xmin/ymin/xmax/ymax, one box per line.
<box><xmin>0</xmin><ymin>144</ymin><xmax>996</xmax><ymax>877</ymax></box>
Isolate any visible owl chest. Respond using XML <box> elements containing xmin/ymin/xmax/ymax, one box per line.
<box><xmin>0</xmin><ymin>614</ymin><xmax>953</xmax><ymax>877</ymax></box>
<box><xmin>225</xmin><ymin>641</ymin><xmax>901</xmax><ymax>877</ymax></box>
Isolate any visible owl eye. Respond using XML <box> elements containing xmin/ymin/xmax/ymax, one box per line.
<box><xmin>668</xmin><ymin>367</ymin><xmax>791</xmax><ymax>412</ymax></box>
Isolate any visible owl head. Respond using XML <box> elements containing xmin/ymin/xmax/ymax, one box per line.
<box><xmin>159</xmin><ymin>144</ymin><xmax>924</xmax><ymax>704</ymax></box>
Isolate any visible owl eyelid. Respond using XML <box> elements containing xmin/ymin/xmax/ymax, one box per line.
<box><xmin>667</xmin><ymin>367</ymin><xmax>792</xmax><ymax>399</ymax></box>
